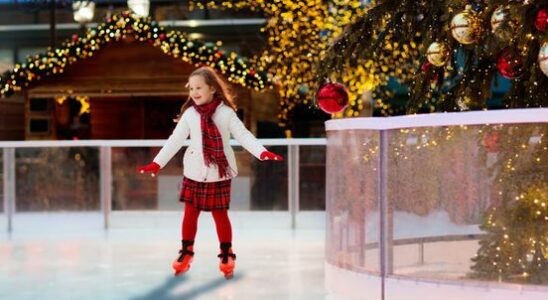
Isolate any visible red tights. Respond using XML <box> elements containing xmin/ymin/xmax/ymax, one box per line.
<box><xmin>181</xmin><ymin>203</ymin><xmax>232</xmax><ymax>243</ymax></box>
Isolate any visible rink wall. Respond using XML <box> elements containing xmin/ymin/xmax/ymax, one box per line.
<box><xmin>324</xmin><ymin>108</ymin><xmax>548</xmax><ymax>300</ymax></box>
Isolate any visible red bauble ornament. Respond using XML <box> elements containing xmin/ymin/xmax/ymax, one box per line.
<box><xmin>496</xmin><ymin>47</ymin><xmax>524</xmax><ymax>79</ymax></box>
<box><xmin>72</xmin><ymin>34</ymin><xmax>79</xmax><ymax>43</ymax></box>
<box><xmin>421</xmin><ymin>62</ymin><xmax>433</xmax><ymax>72</ymax></box>
<box><xmin>535</xmin><ymin>9</ymin><xmax>548</xmax><ymax>32</ymax></box>
<box><xmin>316</xmin><ymin>83</ymin><xmax>349</xmax><ymax>114</ymax></box>
<box><xmin>420</xmin><ymin>62</ymin><xmax>440</xmax><ymax>82</ymax></box>
<box><xmin>249</xmin><ymin>69</ymin><xmax>256</xmax><ymax>76</ymax></box>
<box><xmin>159</xmin><ymin>33</ymin><xmax>166</xmax><ymax>41</ymax></box>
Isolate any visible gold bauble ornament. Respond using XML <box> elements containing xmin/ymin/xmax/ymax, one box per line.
<box><xmin>426</xmin><ymin>42</ymin><xmax>450</xmax><ymax>67</ymax></box>
<box><xmin>491</xmin><ymin>6</ymin><xmax>509</xmax><ymax>31</ymax></box>
<box><xmin>490</xmin><ymin>6</ymin><xmax>518</xmax><ymax>41</ymax></box>
<box><xmin>451</xmin><ymin>5</ymin><xmax>482</xmax><ymax>45</ymax></box>
<box><xmin>539</xmin><ymin>41</ymin><xmax>548</xmax><ymax>77</ymax></box>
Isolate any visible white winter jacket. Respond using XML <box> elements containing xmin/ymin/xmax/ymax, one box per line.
<box><xmin>153</xmin><ymin>102</ymin><xmax>267</xmax><ymax>182</ymax></box>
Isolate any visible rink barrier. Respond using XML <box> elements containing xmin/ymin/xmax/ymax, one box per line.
<box><xmin>0</xmin><ymin>138</ymin><xmax>326</xmax><ymax>231</ymax></box>
<box><xmin>325</xmin><ymin>108</ymin><xmax>548</xmax><ymax>300</ymax></box>
<box><xmin>325</xmin><ymin>107</ymin><xmax>548</xmax><ymax>131</ymax></box>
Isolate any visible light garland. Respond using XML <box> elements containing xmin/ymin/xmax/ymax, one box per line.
<box><xmin>0</xmin><ymin>11</ymin><xmax>272</xmax><ymax>98</ymax></box>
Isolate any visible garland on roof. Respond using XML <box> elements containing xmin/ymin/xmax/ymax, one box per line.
<box><xmin>0</xmin><ymin>11</ymin><xmax>271</xmax><ymax>98</ymax></box>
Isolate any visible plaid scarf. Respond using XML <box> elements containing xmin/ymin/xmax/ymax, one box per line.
<box><xmin>193</xmin><ymin>98</ymin><xmax>230</xmax><ymax>179</ymax></box>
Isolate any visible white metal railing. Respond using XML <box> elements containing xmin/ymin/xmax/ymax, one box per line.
<box><xmin>0</xmin><ymin>138</ymin><xmax>326</xmax><ymax>232</ymax></box>
<box><xmin>0</xmin><ymin>138</ymin><xmax>326</xmax><ymax>148</ymax></box>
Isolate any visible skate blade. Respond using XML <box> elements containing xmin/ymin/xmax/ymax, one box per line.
<box><xmin>223</xmin><ymin>272</ymin><xmax>234</xmax><ymax>279</ymax></box>
<box><xmin>173</xmin><ymin>265</ymin><xmax>190</xmax><ymax>277</ymax></box>
<box><xmin>174</xmin><ymin>268</ymin><xmax>189</xmax><ymax>277</ymax></box>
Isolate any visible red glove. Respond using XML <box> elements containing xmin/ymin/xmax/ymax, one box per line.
<box><xmin>137</xmin><ymin>162</ymin><xmax>160</xmax><ymax>176</ymax></box>
<box><xmin>260</xmin><ymin>151</ymin><xmax>283</xmax><ymax>161</ymax></box>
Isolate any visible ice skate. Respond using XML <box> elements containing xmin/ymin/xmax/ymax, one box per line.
<box><xmin>217</xmin><ymin>242</ymin><xmax>236</xmax><ymax>279</ymax></box>
<box><xmin>172</xmin><ymin>240</ymin><xmax>194</xmax><ymax>276</ymax></box>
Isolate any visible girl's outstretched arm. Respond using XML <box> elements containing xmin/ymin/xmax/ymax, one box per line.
<box><xmin>137</xmin><ymin>115</ymin><xmax>190</xmax><ymax>175</ymax></box>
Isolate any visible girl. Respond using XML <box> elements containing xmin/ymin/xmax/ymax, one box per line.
<box><xmin>137</xmin><ymin>66</ymin><xmax>283</xmax><ymax>279</ymax></box>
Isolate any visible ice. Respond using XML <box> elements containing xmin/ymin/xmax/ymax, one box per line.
<box><xmin>0</xmin><ymin>211</ymin><xmax>326</xmax><ymax>300</ymax></box>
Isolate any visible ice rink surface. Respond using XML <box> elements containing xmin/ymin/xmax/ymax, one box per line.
<box><xmin>0</xmin><ymin>211</ymin><xmax>330</xmax><ymax>300</ymax></box>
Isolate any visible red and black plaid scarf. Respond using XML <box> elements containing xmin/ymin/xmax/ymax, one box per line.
<box><xmin>193</xmin><ymin>98</ymin><xmax>230</xmax><ymax>178</ymax></box>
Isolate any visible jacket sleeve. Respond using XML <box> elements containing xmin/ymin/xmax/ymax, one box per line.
<box><xmin>153</xmin><ymin>114</ymin><xmax>190</xmax><ymax>168</ymax></box>
<box><xmin>228</xmin><ymin>110</ymin><xmax>267</xmax><ymax>159</ymax></box>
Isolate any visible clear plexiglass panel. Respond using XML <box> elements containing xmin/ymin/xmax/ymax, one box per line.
<box><xmin>326</xmin><ymin>129</ymin><xmax>381</xmax><ymax>274</ymax></box>
<box><xmin>386</xmin><ymin>123</ymin><xmax>547</xmax><ymax>285</ymax></box>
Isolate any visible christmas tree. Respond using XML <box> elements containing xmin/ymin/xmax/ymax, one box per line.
<box><xmin>470</xmin><ymin>182</ymin><xmax>547</xmax><ymax>283</ymax></box>
<box><xmin>470</xmin><ymin>124</ymin><xmax>547</xmax><ymax>284</ymax></box>
<box><xmin>317</xmin><ymin>0</ymin><xmax>548</xmax><ymax>115</ymax></box>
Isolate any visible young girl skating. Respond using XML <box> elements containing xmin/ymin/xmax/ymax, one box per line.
<box><xmin>137</xmin><ymin>66</ymin><xmax>283</xmax><ymax>279</ymax></box>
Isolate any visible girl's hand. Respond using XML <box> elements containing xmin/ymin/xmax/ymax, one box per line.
<box><xmin>137</xmin><ymin>162</ymin><xmax>160</xmax><ymax>177</ymax></box>
<box><xmin>260</xmin><ymin>151</ymin><xmax>283</xmax><ymax>161</ymax></box>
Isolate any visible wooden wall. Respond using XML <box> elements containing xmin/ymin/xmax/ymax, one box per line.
<box><xmin>90</xmin><ymin>96</ymin><xmax>182</xmax><ymax>140</ymax></box>
<box><xmin>0</xmin><ymin>92</ymin><xmax>25</xmax><ymax>140</ymax></box>
<box><xmin>90</xmin><ymin>97</ymin><xmax>145</xmax><ymax>139</ymax></box>
<box><xmin>20</xmin><ymin>39</ymin><xmax>270</xmax><ymax>140</ymax></box>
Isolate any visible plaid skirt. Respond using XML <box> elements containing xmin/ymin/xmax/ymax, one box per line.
<box><xmin>179</xmin><ymin>177</ymin><xmax>232</xmax><ymax>211</ymax></box>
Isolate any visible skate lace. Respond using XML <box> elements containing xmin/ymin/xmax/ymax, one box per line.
<box><xmin>177</xmin><ymin>248</ymin><xmax>194</xmax><ymax>262</ymax></box>
<box><xmin>217</xmin><ymin>252</ymin><xmax>236</xmax><ymax>264</ymax></box>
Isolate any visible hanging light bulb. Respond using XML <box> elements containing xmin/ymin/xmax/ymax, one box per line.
<box><xmin>72</xmin><ymin>1</ymin><xmax>95</xmax><ymax>24</ymax></box>
<box><xmin>127</xmin><ymin>0</ymin><xmax>150</xmax><ymax>18</ymax></box>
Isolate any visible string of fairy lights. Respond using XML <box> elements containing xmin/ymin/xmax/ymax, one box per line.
<box><xmin>479</xmin><ymin>180</ymin><xmax>547</xmax><ymax>279</ymax></box>
<box><xmin>54</xmin><ymin>95</ymin><xmax>90</xmax><ymax>116</ymax></box>
<box><xmin>0</xmin><ymin>11</ymin><xmax>271</xmax><ymax>98</ymax></box>
<box><xmin>336</xmin><ymin>34</ymin><xmax>423</xmax><ymax>118</ymax></box>
<box><xmin>478</xmin><ymin>128</ymin><xmax>547</xmax><ymax>281</ymax></box>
